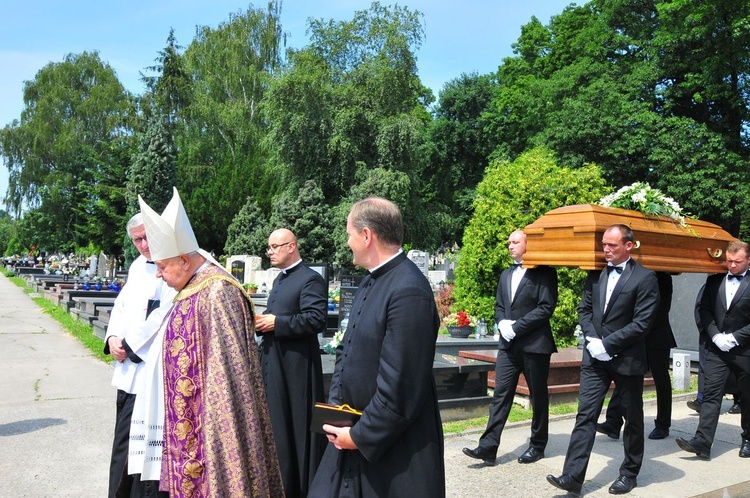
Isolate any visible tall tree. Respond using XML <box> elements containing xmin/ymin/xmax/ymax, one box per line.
<box><xmin>126</xmin><ymin>115</ymin><xmax>177</xmax><ymax>214</ymax></box>
<box><xmin>176</xmin><ymin>2</ymin><xmax>285</xmax><ymax>252</ymax></box>
<box><xmin>483</xmin><ymin>0</ymin><xmax>750</xmax><ymax>233</ymax></box>
<box><xmin>424</xmin><ymin>72</ymin><xmax>497</xmax><ymax>245</ymax></box>
<box><xmin>263</xmin><ymin>2</ymin><xmax>433</xmax><ymax>203</ymax></box>
<box><xmin>0</xmin><ymin>51</ymin><xmax>133</xmax><ymax>252</ymax></box>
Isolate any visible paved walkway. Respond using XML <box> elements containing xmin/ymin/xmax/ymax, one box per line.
<box><xmin>1</xmin><ymin>272</ymin><xmax>748</xmax><ymax>497</ymax></box>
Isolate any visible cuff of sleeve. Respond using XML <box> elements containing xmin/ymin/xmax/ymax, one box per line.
<box><xmin>122</xmin><ymin>339</ymin><xmax>143</xmax><ymax>364</ymax></box>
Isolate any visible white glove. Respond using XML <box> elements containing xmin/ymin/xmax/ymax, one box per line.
<box><xmin>712</xmin><ymin>333</ymin><xmax>736</xmax><ymax>352</ymax></box>
<box><xmin>499</xmin><ymin>320</ymin><xmax>516</xmax><ymax>342</ymax></box>
<box><xmin>586</xmin><ymin>337</ymin><xmax>607</xmax><ymax>357</ymax></box>
<box><xmin>595</xmin><ymin>352</ymin><xmax>613</xmax><ymax>361</ymax></box>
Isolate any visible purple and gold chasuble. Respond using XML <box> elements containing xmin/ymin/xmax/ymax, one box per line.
<box><xmin>160</xmin><ymin>265</ymin><xmax>284</xmax><ymax>497</ymax></box>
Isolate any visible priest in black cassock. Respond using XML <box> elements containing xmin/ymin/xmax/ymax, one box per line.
<box><xmin>256</xmin><ymin>228</ymin><xmax>328</xmax><ymax>498</ymax></box>
<box><xmin>308</xmin><ymin>197</ymin><xmax>446</xmax><ymax>498</ymax></box>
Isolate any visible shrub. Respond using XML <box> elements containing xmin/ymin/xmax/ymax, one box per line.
<box><xmin>453</xmin><ymin>147</ymin><xmax>608</xmax><ymax>345</ymax></box>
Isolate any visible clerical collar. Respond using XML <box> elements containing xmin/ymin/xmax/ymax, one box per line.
<box><xmin>281</xmin><ymin>259</ymin><xmax>302</xmax><ymax>274</ymax></box>
<box><xmin>369</xmin><ymin>248</ymin><xmax>404</xmax><ymax>273</ymax></box>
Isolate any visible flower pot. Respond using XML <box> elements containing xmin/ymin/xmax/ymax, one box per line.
<box><xmin>447</xmin><ymin>326</ymin><xmax>474</xmax><ymax>338</ymax></box>
<box><xmin>94</xmin><ymin>282</ymin><xmax>102</xmax><ymax>291</ymax></box>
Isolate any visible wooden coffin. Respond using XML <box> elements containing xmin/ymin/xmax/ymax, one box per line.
<box><xmin>522</xmin><ymin>204</ymin><xmax>735</xmax><ymax>273</ymax></box>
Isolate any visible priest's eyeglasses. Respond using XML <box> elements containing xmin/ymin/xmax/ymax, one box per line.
<box><xmin>267</xmin><ymin>241</ymin><xmax>292</xmax><ymax>253</ymax></box>
<box><xmin>131</xmin><ymin>236</ymin><xmax>147</xmax><ymax>245</ymax></box>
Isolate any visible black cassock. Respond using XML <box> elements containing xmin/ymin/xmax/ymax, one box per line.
<box><xmin>309</xmin><ymin>253</ymin><xmax>446</xmax><ymax>498</ymax></box>
<box><xmin>260</xmin><ymin>262</ymin><xmax>328</xmax><ymax>498</ymax></box>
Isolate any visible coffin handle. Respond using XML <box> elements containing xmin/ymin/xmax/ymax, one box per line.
<box><xmin>707</xmin><ymin>248</ymin><xmax>723</xmax><ymax>259</ymax></box>
<box><xmin>633</xmin><ymin>240</ymin><xmax>640</xmax><ymax>249</ymax></box>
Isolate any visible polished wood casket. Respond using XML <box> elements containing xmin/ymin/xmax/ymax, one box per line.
<box><xmin>522</xmin><ymin>204</ymin><xmax>736</xmax><ymax>273</ymax></box>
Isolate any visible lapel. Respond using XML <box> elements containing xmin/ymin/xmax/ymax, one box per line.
<box><xmin>718</xmin><ymin>277</ymin><xmax>728</xmax><ymax>312</ymax></box>
<box><xmin>513</xmin><ymin>272</ymin><xmax>528</xmax><ymax>304</ymax></box>
<box><xmin>598</xmin><ymin>268</ymin><xmax>608</xmax><ymax>313</ymax></box>
<box><xmin>503</xmin><ymin>267</ymin><xmax>514</xmax><ymax>308</ymax></box>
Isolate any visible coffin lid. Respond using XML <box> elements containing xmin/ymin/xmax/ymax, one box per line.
<box><xmin>522</xmin><ymin>204</ymin><xmax>735</xmax><ymax>273</ymax></box>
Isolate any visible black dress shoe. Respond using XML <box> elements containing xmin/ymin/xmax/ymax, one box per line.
<box><xmin>517</xmin><ymin>446</ymin><xmax>544</xmax><ymax>464</ymax></box>
<box><xmin>608</xmin><ymin>475</ymin><xmax>637</xmax><ymax>495</ymax></box>
<box><xmin>596</xmin><ymin>422</ymin><xmax>620</xmax><ymax>439</ymax></box>
<box><xmin>462</xmin><ymin>446</ymin><xmax>496</xmax><ymax>464</ymax></box>
<box><xmin>676</xmin><ymin>437</ymin><xmax>711</xmax><ymax>459</ymax></box>
<box><xmin>546</xmin><ymin>474</ymin><xmax>582</xmax><ymax>494</ymax></box>
<box><xmin>728</xmin><ymin>402</ymin><xmax>742</xmax><ymax>414</ymax></box>
<box><xmin>648</xmin><ymin>427</ymin><xmax>669</xmax><ymax>440</ymax></box>
<box><xmin>686</xmin><ymin>399</ymin><xmax>702</xmax><ymax>412</ymax></box>
<box><xmin>740</xmin><ymin>439</ymin><xmax>750</xmax><ymax>458</ymax></box>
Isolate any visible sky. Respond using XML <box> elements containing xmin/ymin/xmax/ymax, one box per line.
<box><xmin>0</xmin><ymin>0</ymin><xmax>575</xmax><ymax>206</ymax></box>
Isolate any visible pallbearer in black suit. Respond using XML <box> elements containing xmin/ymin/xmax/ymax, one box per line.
<box><xmin>256</xmin><ymin>228</ymin><xmax>328</xmax><ymax>498</ymax></box>
<box><xmin>462</xmin><ymin>230</ymin><xmax>558</xmax><ymax>465</ymax></box>
<box><xmin>547</xmin><ymin>224</ymin><xmax>659</xmax><ymax>495</ymax></box>
<box><xmin>676</xmin><ymin>240</ymin><xmax>750</xmax><ymax>460</ymax></box>
<box><xmin>597</xmin><ymin>272</ymin><xmax>677</xmax><ymax>440</ymax></box>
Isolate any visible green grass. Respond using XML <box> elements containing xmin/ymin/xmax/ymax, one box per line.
<box><xmin>6</xmin><ymin>273</ymin><xmax>108</xmax><ymax>363</ymax></box>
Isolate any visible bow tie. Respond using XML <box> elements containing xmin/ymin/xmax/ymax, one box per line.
<box><xmin>511</xmin><ymin>263</ymin><xmax>522</xmax><ymax>269</ymax></box>
<box><xmin>728</xmin><ymin>273</ymin><xmax>744</xmax><ymax>281</ymax></box>
<box><xmin>607</xmin><ymin>265</ymin><xmax>623</xmax><ymax>274</ymax></box>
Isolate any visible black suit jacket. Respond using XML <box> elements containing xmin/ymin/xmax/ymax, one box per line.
<box><xmin>578</xmin><ymin>259</ymin><xmax>659</xmax><ymax>375</ymax></box>
<box><xmin>645</xmin><ymin>272</ymin><xmax>677</xmax><ymax>350</ymax></box>
<box><xmin>495</xmin><ymin>264</ymin><xmax>558</xmax><ymax>354</ymax></box>
<box><xmin>700</xmin><ymin>272</ymin><xmax>750</xmax><ymax>357</ymax></box>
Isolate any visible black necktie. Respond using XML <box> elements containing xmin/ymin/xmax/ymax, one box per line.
<box><xmin>607</xmin><ymin>265</ymin><xmax>623</xmax><ymax>274</ymax></box>
<box><xmin>728</xmin><ymin>273</ymin><xmax>744</xmax><ymax>281</ymax></box>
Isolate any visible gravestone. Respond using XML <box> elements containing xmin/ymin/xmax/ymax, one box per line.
<box><xmin>230</xmin><ymin>260</ymin><xmax>246</xmax><ymax>283</ymax></box>
<box><xmin>88</xmin><ymin>254</ymin><xmax>98</xmax><ymax>277</ymax></box>
<box><xmin>97</xmin><ymin>253</ymin><xmax>108</xmax><ymax>279</ymax></box>
<box><xmin>338</xmin><ymin>275</ymin><xmax>365</xmax><ymax>331</ymax></box>
<box><xmin>407</xmin><ymin>250</ymin><xmax>430</xmax><ymax>278</ymax></box>
<box><xmin>226</xmin><ymin>255</ymin><xmax>262</xmax><ymax>285</ymax></box>
<box><xmin>672</xmin><ymin>352</ymin><xmax>692</xmax><ymax>390</ymax></box>
<box><xmin>670</xmin><ymin>273</ymin><xmax>707</xmax><ymax>351</ymax></box>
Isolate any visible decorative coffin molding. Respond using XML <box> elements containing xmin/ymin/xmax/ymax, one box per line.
<box><xmin>523</xmin><ymin>204</ymin><xmax>735</xmax><ymax>273</ymax></box>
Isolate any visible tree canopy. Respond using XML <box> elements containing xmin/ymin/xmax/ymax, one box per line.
<box><xmin>1</xmin><ymin>0</ymin><xmax>748</xmax><ymax>282</ymax></box>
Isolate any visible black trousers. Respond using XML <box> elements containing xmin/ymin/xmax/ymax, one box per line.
<box><xmin>605</xmin><ymin>347</ymin><xmax>672</xmax><ymax>430</ymax></box>
<box><xmin>695</xmin><ymin>349</ymin><xmax>750</xmax><ymax>447</ymax></box>
<box><xmin>109</xmin><ymin>390</ymin><xmax>136</xmax><ymax>498</ymax></box>
<box><xmin>563</xmin><ymin>362</ymin><xmax>644</xmax><ymax>483</ymax></box>
<box><xmin>131</xmin><ymin>474</ymin><xmax>169</xmax><ymax>498</ymax></box>
<box><xmin>478</xmin><ymin>349</ymin><xmax>551</xmax><ymax>452</ymax></box>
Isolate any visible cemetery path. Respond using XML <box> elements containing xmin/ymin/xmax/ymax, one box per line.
<box><xmin>0</xmin><ymin>273</ymin><xmax>112</xmax><ymax>497</ymax></box>
<box><xmin>446</xmin><ymin>394</ymin><xmax>749</xmax><ymax>497</ymax></box>
<box><xmin>1</xmin><ymin>273</ymin><xmax>749</xmax><ymax>497</ymax></box>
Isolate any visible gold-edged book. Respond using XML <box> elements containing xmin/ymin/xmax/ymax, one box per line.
<box><xmin>310</xmin><ymin>403</ymin><xmax>362</xmax><ymax>434</ymax></box>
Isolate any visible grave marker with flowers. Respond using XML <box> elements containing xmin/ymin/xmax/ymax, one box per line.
<box><xmin>444</xmin><ymin>311</ymin><xmax>477</xmax><ymax>338</ymax></box>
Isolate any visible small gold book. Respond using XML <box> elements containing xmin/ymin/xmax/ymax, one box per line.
<box><xmin>310</xmin><ymin>403</ymin><xmax>362</xmax><ymax>434</ymax></box>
